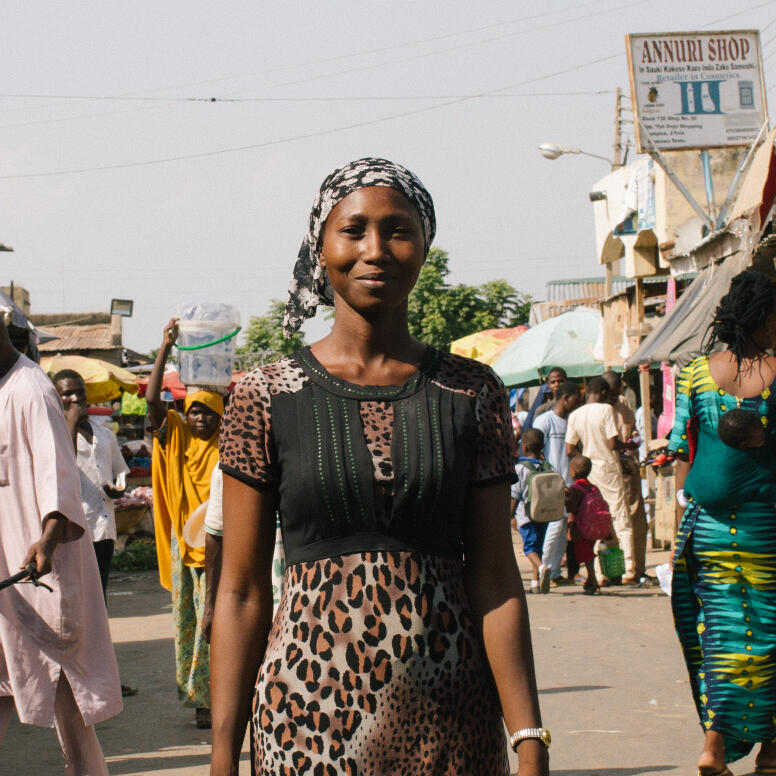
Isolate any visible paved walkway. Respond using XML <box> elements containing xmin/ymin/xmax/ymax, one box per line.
<box><xmin>1</xmin><ymin>544</ymin><xmax>762</xmax><ymax>775</ymax></box>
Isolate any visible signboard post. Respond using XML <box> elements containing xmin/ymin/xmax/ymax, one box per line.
<box><xmin>626</xmin><ymin>30</ymin><xmax>767</xmax><ymax>152</ymax></box>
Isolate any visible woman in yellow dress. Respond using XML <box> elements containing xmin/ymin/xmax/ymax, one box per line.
<box><xmin>148</xmin><ymin>318</ymin><xmax>223</xmax><ymax>729</ymax></box>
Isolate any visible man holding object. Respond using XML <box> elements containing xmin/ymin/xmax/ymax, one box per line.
<box><xmin>0</xmin><ymin>307</ymin><xmax>121</xmax><ymax>774</ymax></box>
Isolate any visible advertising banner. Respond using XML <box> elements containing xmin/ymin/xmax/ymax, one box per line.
<box><xmin>626</xmin><ymin>30</ymin><xmax>768</xmax><ymax>152</ymax></box>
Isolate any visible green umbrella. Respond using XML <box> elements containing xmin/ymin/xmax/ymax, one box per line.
<box><xmin>492</xmin><ymin>308</ymin><xmax>604</xmax><ymax>387</ymax></box>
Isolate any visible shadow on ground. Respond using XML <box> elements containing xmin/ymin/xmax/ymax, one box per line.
<box><xmin>106</xmin><ymin>751</ymin><xmax>251</xmax><ymax>774</ymax></box>
<box><xmin>539</xmin><ymin>685</ymin><xmax>610</xmax><ymax>694</ymax></box>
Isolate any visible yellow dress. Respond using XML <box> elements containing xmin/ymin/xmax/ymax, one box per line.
<box><xmin>151</xmin><ymin>390</ymin><xmax>223</xmax><ymax>707</ymax></box>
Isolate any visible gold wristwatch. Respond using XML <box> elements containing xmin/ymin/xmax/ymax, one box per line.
<box><xmin>509</xmin><ymin>727</ymin><xmax>551</xmax><ymax>752</ymax></box>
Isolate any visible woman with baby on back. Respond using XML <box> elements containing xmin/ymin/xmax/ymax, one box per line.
<box><xmin>669</xmin><ymin>269</ymin><xmax>776</xmax><ymax>776</ymax></box>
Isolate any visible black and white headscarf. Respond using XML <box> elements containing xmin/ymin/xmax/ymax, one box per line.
<box><xmin>283</xmin><ymin>157</ymin><xmax>436</xmax><ymax>337</ymax></box>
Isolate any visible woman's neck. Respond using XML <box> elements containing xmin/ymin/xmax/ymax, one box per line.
<box><xmin>311</xmin><ymin>302</ymin><xmax>425</xmax><ymax>383</ymax></box>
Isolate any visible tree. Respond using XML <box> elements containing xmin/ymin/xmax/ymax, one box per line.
<box><xmin>236</xmin><ymin>299</ymin><xmax>306</xmax><ymax>369</ymax></box>
<box><xmin>407</xmin><ymin>248</ymin><xmax>531</xmax><ymax>350</ymax></box>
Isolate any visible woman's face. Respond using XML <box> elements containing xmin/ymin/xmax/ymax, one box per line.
<box><xmin>320</xmin><ymin>187</ymin><xmax>426</xmax><ymax>315</ymax></box>
<box><xmin>186</xmin><ymin>402</ymin><xmax>221</xmax><ymax>440</ymax></box>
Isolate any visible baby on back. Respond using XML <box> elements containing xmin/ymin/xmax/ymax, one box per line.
<box><xmin>717</xmin><ymin>408</ymin><xmax>766</xmax><ymax>450</ymax></box>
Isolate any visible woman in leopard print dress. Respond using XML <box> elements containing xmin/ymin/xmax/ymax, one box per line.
<box><xmin>210</xmin><ymin>158</ymin><xmax>549</xmax><ymax>776</ymax></box>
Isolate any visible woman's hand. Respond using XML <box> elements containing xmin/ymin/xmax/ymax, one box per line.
<box><xmin>163</xmin><ymin>318</ymin><xmax>179</xmax><ymax>347</ymax></box>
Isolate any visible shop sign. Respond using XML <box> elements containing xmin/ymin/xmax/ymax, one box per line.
<box><xmin>626</xmin><ymin>30</ymin><xmax>767</xmax><ymax>152</ymax></box>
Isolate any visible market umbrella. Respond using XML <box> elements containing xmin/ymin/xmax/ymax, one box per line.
<box><xmin>40</xmin><ymin>354</ymin><xmax>139</xmax><ymax>404</ymax></box>
<box><xmin>450</xmin><ymin>325</ymin><xmax>529</xmax><ymax>365</ymax></box>
<box><xmin>492</xmin><ymin>308</ymin><xmax>604</xmax><ymax>387</ymax></box>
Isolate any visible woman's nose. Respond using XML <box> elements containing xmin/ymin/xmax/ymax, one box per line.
<box><xmin>361</xmin><ymin>227</ymin><xmax>388</xmax><ymax>262</ymax></box>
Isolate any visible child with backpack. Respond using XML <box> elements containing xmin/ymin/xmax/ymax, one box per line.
<box><xmin>565</xmin><ymin>455</ymin><xmax>613</xmax><ymax>595</ymax></box>
<box><xmin>510</xmin><ymin>429</ymin><xmax>566</xmax><ymax>594</ymax></box>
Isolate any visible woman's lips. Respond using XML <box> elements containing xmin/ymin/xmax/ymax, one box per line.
<box><xmin>357</xmin><ymin>275</ymin><xmax>396</xmax><ymax>287</ymax></box>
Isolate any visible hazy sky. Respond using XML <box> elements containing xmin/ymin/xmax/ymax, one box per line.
<box><xmin>2</xmin><ymin>0</ymin><xmax>775</xmax><ymax>353</ymax></box>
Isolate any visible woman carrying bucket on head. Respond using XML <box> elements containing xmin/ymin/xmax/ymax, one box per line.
<box><xmin>147</xmin><ymin>317</ymin><xmax>228</xmax><ymax>729</ymax></box>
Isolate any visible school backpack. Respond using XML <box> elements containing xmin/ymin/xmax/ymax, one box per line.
<box><xmin>522</xmin><ymin>460</ymin><xmax>565</xmax><ymax>523</ymax></box>
<box><xmin>573</xmin><ymin>480</ymin><xmax>612</xmax><ymax>541</ymax></box>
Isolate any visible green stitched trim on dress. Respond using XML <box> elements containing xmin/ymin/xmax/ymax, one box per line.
<box><xmin>325</xmin><ymin>396</ymin><xmax>352</xmax><ymax>525</ymax></box>
<box><xmin>298</xmin><ymin>350</ymin><xmax>419</xmax><ymax>398</ymax></box>
<box><xmin>429</xmin><ymin>396</ymin><xmax>444</xmax><ymax>512</ymax></box>
<box><xmin>399</xmin><ymin>402</ymin><xmax>410</xmax><ymax>500</ymax></box>
<box><xmin>416</xmin><ymin>398</ymin><xmax>424</xmax><ymax>507</ymax></box>
<box><xmin>341</xmin><ymin>399</ymin><xmax>367</xmax><ymax>525</ymax></box>
<box><xmin>311</xmin><ymin>397</ymin><xmax>336</xmax><ymax>525</ymax></box>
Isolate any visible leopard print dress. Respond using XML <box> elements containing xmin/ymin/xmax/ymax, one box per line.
<box><xmin>219</xmin><ymin>347</ymin><xmax>516</xmax><ymax>775</ymax></box>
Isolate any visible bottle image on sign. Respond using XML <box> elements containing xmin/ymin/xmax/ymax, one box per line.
<box><xmin>739</xmin><ymin>81</ymin><xmax>755</xmax><ymax>109</ymax></box>
<box><xmin>680</xmin><ymin>81</ymin><xmax>723</xmax><ymax>115</ymax></box>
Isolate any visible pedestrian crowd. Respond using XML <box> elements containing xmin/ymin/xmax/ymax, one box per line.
<box><xmin>512</xmin><ymin>368</ymin><xmax>651</xmax><ymax>596</ymax></box>
<box><xmin>0</xmin><ymin>158</ymin><xmax>774</xmax><ymax>776</ymax></box>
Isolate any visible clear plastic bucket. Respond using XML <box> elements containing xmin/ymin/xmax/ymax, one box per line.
<box><xmin>175</xmin><ymin>303</ymin><xmax>241</xmax><ymax>388</ymax></box>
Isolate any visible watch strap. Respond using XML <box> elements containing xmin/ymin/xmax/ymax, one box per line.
<box><xmin>509</xmin><ymin>726</ymin><xmax>551</xmax><ymax>751</ymax></box>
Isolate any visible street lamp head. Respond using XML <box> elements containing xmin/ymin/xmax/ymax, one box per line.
<box><xmin>539</xmin><ymin>142</ymin><xmax>564</xmax><ymax>160</ymax></box>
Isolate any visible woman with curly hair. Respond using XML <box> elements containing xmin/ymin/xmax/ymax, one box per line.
<box><xmin>669</xmin><ymin>269</ymin><xmax>776</xmax><ymax>775</ymax></box>
<box><xmin>209</xmin><ymin>158</ymin><xmax>548</xmax><ymax>775</ymax></box>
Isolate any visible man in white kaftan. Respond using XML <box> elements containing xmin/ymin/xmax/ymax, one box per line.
<box><xmin>0</xmin><ymin>328</ymin><xmax>121</xmax><ymax>774</ymax></box>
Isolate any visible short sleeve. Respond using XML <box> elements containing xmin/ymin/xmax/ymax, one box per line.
<box><xmin>471</xmin><ymin>368</ymin><xmax>518</xmax><ymax>486</ymax></box>
<box><xmin>668</xmin><ymin>361</ymin><xmax>695</xmax><ymax>457</ymax></box>
<box><xmin>565</xmin><ymin>412</ymin><xmax>580</xmax><ymax>446</ymax></box>
<box><xmin>602</xmin><ymin>405</ymin><xmax>618</xmax><ymax>440</ymax></box>
<box><xmin>24</xmin><ymin>384</ymin><xmax>85</xmax><ymax>542</ymax></box>
<box><xmin>219</xmin><ymin>369</ymin><xmax>275</xmax><ymax>490</ymax></box>
<box><xmin>109</xmin><ymin>430</ymin><xmax>130</xmax><ymax>480</ymax></box>
<box><xmin>509</xmin><ymin>464</ymin><xmax>522</xmax><ymax>500</ymax></box>
<box><xmin>204</xmin><ymin>466</ymin><xmax>224</xmax><ymax>535</ymax></box>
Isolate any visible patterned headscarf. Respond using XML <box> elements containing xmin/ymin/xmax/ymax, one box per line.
<box><xmin>283</xmin><ymin>157</ymin><xmax>436</xmax><ymax>336</ymax></box>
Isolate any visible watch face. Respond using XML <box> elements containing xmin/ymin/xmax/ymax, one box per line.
<box><xmin>541</xmin><ymin>729</ymin><xmax>552</xmax><ymax>747</ymax></box>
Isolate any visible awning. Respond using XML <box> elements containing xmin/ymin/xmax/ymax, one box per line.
<box><xmin>624</xmin><ymin>253</ymin><xmax>749</xmax><ymax>369</ymax></box>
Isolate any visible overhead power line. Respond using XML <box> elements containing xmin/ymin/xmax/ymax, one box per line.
<box><xmin>0</xmin><ymin>54</ymin><xmax>621</xmax><ymax>180</ymax></box>
<box><xmin>0</xmin><ymin>89</ymin><xmax>616</xmax><ymax>105</ymax></box>
<box><xmin>0</xmin><ymin>90</ymin><xmax>617</xmax><ymax>132</ymax></box>
<box><xmin>700</xmin><ymin>0</ymin><xmax>776</xmax><ymax>27</ymax></box>
<box><xmin>0</xmin><ymin>0</ymin><xmax>625</xmax><ymax>115</ymax></box>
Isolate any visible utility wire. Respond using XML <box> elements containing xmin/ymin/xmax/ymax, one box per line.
<box><xmin>0</xmin><ymin>54</ymin><xmax>621</xmax><ymax>180</ymax></box>
<box><xmin>0</xmin><ymin>0</ymin><xmax>620</xmax><ymax>115</ymax></box>
<box><xmin>216</xmin><ymin>0</ymin><xmax>644</xmax><ymax>99</ymax></box>
<box><xmin>700</xmin><ymin>0</ymin><xmax>776</xmax><ymax>27</ymax></box>
<box><xmin>0</xmin><ymin>89</ymin><xmax>617</xmax><ymax>105</ymax></box>
<box><xmin>0</xmin><ymin>0</ymin><xmax>643</xmax><ymax>110</ymax></box>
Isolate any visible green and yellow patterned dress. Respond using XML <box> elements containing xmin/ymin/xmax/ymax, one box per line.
<box><xmin>669</xmin><ymin>356</ymin><xmax>776</xmax><ymax>763</ymax></box>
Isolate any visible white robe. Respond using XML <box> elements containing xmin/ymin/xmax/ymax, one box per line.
<box><xmin>0</xmin><ymin>355</ymin><xmax>121</xmax><ymax>727</ymax></box>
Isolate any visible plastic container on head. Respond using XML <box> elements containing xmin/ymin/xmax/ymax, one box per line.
<box><xmin>175</xmin><ymin>302</ymin><xmax>241</xmax><ymax>388</ymax></box>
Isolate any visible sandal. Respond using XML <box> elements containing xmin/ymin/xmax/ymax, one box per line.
<box><xmin>196</xmin><ymin>707</ymin><xmax>212</xmax><ymax>729</ymax></box>
<box><xmin>755</xmin><ymin>767</ymin><xmax>776</xmax><ymax>774</ymax></box>
<box><xmin>583</xmin><ymin>583</ymin><xmax>601</xmax><ymax>596</ymax></box>
<box><xmin>697</xmin><ymin>768</ymin><xmax>733</xmax><ymax>776</ymax></box>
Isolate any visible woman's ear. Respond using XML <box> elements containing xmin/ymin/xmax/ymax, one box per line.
<box><xmin>319</xmin><ymin>251</ymin><xmax>326</xmax><ymax>270</ymax></box>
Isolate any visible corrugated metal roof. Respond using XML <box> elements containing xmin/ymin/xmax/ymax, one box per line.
<box><xmin>38</xmin><ymin>323</ymin><xmax>116</xmax><ymax>352</ymax></box>
<box><xmin>545</xmin><ymin>274</ymin><xmax>695</xmax><ymax>302</ymax></box>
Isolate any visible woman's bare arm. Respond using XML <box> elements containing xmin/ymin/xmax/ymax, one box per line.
<box><xmin>147</xmin><ymin>319</ymin><xmax>178</xmax><ymax>430</ymax></box>
<box><xmin>210</xmin><ymin>474</ymin><xmax>277</xmax><ymax>776</ymax></box>
<box><xmin>463</xmin><ymin>482</ymin><xmax>549</xmax><ymax>776</ymax></box>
